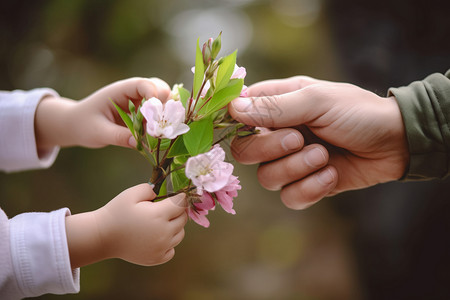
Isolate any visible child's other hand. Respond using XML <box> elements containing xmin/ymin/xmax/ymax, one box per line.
<box><xmin>66</xmin><ymin>184</ymin><xmax>188</xmax><ymax>268</ymax></box>
<box><xmin>98</xmin><ymin>184</ymin><xmax>187</xmax><ymax>266</ymax></box>
<box><xmin>35</xmin><ymin>77</ymin><xmax>171</xmax><ymax>150</ymax></box>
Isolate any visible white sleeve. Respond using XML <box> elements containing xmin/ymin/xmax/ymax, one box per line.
<box><xmin>0</xmin><ymin>208</ymin><xmax>80</xmax><ymax>299</ymax></box>
<box><xmin>0</xmin><ymin>88</ymin><xmax>60</xmax><ymax>173</ymax></box>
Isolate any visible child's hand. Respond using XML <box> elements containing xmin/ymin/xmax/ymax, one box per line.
<box><xmin>65</xmin><ymin>184</ymin><xmax>188</xmax><ymax>268</ymax></box>
<box><xmin>35</xmin><ymin>77</ymin><xmax>171</xmax><ymax>150</ymax></box>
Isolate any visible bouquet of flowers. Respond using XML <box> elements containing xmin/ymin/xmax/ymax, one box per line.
<box><xmin>112</xmin><ymin>33</ymin><xmax>257</xmax><ymax>227</ymax></box>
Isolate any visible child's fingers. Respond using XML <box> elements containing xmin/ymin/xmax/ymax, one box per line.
<box><xmin>124</xmin><ymin>77</ymin><xmax>170</xmax><ymax>101</ymax></box>
<box><xmin>130</xmin><ymin>77</ymin><xmax>171</xmax><ymax>102</ymax></box>
<box><xmin>123</xmin><ymin>183</ymin><xmax>156</xmax><ymax>203</ymax></box>
<box><xmin>171</xmin><ymin>229</ymin><xmax>185</xmax><ymax>248</ymax></box>
<box><xmin>106</xmin><ymin>77</ymin><xmax>171</xmax><ymax>108</ymax></box>
<box><xmin>161</xmin><ymin>248</ymin><xmax>175</xmax><ymax>264</ymax></box>
<box><xmin>170</xmin><ymin>211</ymin><xmax>188</xmax><ymax>226</ymax></box>
<box><xmin>147</xmin><ymin>77</ymin><xmax>171</xmax><ymax>101</ymax></box>
<box><xmin>99</xmin><ymin>122</ymin><xmax>134</xmax><ymax>148</ymax></box>
<box><xmin>154</xmin><ymin>193</ymin><xmax>187</xmax><ymax>219</ymax></box>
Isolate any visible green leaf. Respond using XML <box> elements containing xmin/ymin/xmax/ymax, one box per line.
<box><xmin>215</xmin><ymin>50</ymin><xmax>237</xmax><ymax>92</ymax></box>
<box><xmin>179</xmin><ymin>87</ymin><xmax>191</xmax><ymax>108</ymax></box>
<box><xmin>147</xmin><ymin>135</ymin><xmax>171</xmax><ymax>151</ymax></box>
<box><xmin>167</xmin><ymin>136</ymin><xmax>189</xmax><ymax>158</ymax></box>
<box><xmin>156</xmin><ymin>139</ymin><xmax>170</xmax><ymax>151</ymax></box>
<box><xmin>183</xmin><ymin>117</ymin><xmax>213</xmax><ymax>156</ymax></box>
<box><xmin>110</xmin><ymin>99</ymin><xmax>134</xmax><ymax>136</ymax></box>
<box><xmin>199</xmin><ymin>78</ymin><xmax>244</xmax><ymax>116</ymax></box>
<box><xmin>128</xmin><ymin>100</ymin><xmax>136</xmax><ymax>115</ymax></box>
<box><xmin>193</xmin><ymin>39</ymin><xmax>205</xmax><ymax>100</ymax></box>
<box><xmin>146</xmin><ymin>134</ymin><xmax>158</xmax><ymax>150</ymax></box>
<box><xmin>173</xmin><ymin>155</ymin><xmax>188</xmax><ymax>165</ymax></box>
<box><xmin>170</xmin><ymin>165</ymin><xmax>189</xmax><ymax>193</ymax></box>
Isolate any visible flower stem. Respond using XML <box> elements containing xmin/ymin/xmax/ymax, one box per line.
<box><xmin>150</xmin><ymin>157</ymin><xmax>173</xmax><ymax>195</ymax></box>
<box><xmin>188</xmin><ymin>79</ymin><xmax>208</xmax><ymax>121</ymax></box>
<box><xmin>213</xmin><ymin>123</ymin><xmax>240</xmax><ymax>145</ymax></box>
<box><xmin>159</xmin><ymin>138</ymin><xmax>176</xmax><ymax>164</ymax></box>
<box><xmin>186</xmin><ymin>89</ymin><xmax>194</xmax><ymax>121</ymax></box>
<box><xmin>156</xmin><ymin>139</ymin><xmax>161</xmax><ymax>166</ymax></box>
<box><xmin>152</xmin><ymin>185</ymin><xmax>196</xmax><ymax>202</ymax></box>
<box><xmin>196</xmin><ymin>95</ymin><xmax>213</xmax><ymax>113</ymax></box>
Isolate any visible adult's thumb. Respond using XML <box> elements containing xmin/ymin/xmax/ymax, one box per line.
<box><xmin>228</xmin><ymin>89</ymin><xmax>316</xmax><ymax>128</ymax></box>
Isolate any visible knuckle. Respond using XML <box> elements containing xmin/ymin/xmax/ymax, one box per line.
<box><xmin>302</xmin><ymin>83</ymin><xmax>327</xmax><ymax>100</ymax></box>
<box><xmin>280</xmin><ymin>188</ymin><xmax>301</xmax><ymax>210</ymax></box>
<box><xmin>284</xmin><ymin>159</ymin><xmax>300</xmax><ymax>179</ymax></box>
<box><xmin>292</xmin><ymin>75</ymin><xmax>314</xmax><ymax>88</ymax></box>
<box><xmin>257</xmin><ymin>165</ymin><xmax>279</xmax><ymax>191</ymax></box>
<box><xmin>115</xmin><ymin>130</ymin><xmax>128</xmax><ymax>146</ymax></box>
<box><xmin>231</xmin><ymin>137</ymin><xmax>256</xmax><ymax>164</ymax></box>
<box><xmin>251</xmin><ymin>95</ymin><xmax>279</xmax><ymax>128</ymax></box>
<box><xmin>258</xmin><ymin>141</ymin><xmax>276</xmax><ymax>160</ymax></box>
<box><xmin>129</xmin><ymin>76</ymin><xmax>143</xmax><ymax>81</ymax></box>
<box><xmin>181</xmin><ymin>214</ymin><xmax>188</xmax><ymax>226</ymax></box>
<box><xmin>165</xmin><ymin>249</ymin><xmax>175</xmax><ymax>261</ymax></box>
<box><xmin>280</xmin><ymin>183</ymin><xmax>318</xmax><ymax>210</ymax></box>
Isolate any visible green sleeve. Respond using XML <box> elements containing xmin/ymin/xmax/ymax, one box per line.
<box><xmin>388</xmin><ymin>69</ymin><xmax>450</xmax><ymax>180</ymax></box>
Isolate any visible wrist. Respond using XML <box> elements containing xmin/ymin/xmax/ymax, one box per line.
<box><xmin>385</xmin><ymin>96</ymin><xmax>410</xmax><ymax>180</ymax></box>
<box><xmin>65</xmin><ymin>210</ymin><xmax>110</xmax><ymax>268</ymax></box>
<box><xmin>35</xmin><ymin>95</ymin><xmax>77</xmax><ymax>149</ymax></box>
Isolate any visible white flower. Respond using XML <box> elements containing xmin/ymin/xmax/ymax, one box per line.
<box><xmin>185</xmin><ymin>145</ymin><xmax>234</xmax><ymax>195</ymax></box>
<box><xmin>140</xmin><ymin>97</ymin><xmax>190</xmax><ymax>140</ymax></box>
<box><xmin>170</xmin><ymin>83</ymin><xmax>183</xmax><ymax>101</ymax></box>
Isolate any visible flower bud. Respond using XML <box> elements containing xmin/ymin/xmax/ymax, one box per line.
<box><xmin>133</xmin><ymin>116</ymin><xmax>142</xmax><ymax>135</ymax></box>
<box><xmin>128</xmin><ymin>100</ymin><xmax>135</xmax><ymax>114</ymax></box>
<box><xmin>170</xmin><ymin>83</ymin><xmax>183</xmax><ymax>101</ymax></box>
<box><xmin>202</xmin><ymin>45</ymin><xmax>212</xmax><ymax>65</ymax></box>
<box><xmin>209</xmin><ymin>60</ymin><xmax>220</xmax><ymax>75</ymax></box>
<box><xmin>202</xmin><ymin>38</ymin><xmax>214</xmax><ymax>65</ymax></box>
<box><xmin>211</xmin><ymin>32</ymin><xmax>222</xmax><ymax>59</ymax></box>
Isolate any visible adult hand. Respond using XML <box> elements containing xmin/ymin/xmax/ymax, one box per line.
<box><xmin>228</xmin><ymin>76</ymin><xmax>409</xmax><ymax>209</ymax></box>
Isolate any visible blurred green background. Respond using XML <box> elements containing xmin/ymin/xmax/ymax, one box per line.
<box><xmin>1</xmin><ymin>0</ymin><xmax>450</xmax><ymax>299</ymax></box>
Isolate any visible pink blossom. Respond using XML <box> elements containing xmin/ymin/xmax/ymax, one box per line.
<box><xmin>195</xmin><ymin>192</ymin><xmax>215</xmax><ymax>211</ymax></box>
<box><xmin>188</xmin><ymin>193</ymin><xmax>215</xmax><ymax>228</ymax></box>
<box><xmin>188</xmin><ymin>206</ymin><xmax>210</xmax><ymax>228</ymax></box>
<box><xmin>140</xmin><ymin>98</ymin><xmax>189</xmax><ymax>140</ymax></box>
<box><xmin>231</xmin><ymin>65</ymin><xmax>247</xmax><ymax>97</ymax></box>
<box><xmin>240</xmin><ymin>85</ymin><xmax>248</xmax><ymax>97</ymax></box>
<box><xmin>185</xmin><ymin>145</ymin><xmax>233</xmax><ymax>195</ymax></box>
<box><xmin>215</xmin><ymin>175</ymin><xmax>241</xmax><ymax>215</ymax></box>
<box><xmin>231</xmin><ymin>65</ymin><xmax>246</xmax><ymax>79</ymax></box>
<box><xmin>188</xmin><ymin>177</ymin><xmax>241</xmax><ymax>227</ymax></box>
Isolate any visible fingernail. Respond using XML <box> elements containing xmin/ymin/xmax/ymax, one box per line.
<box><xmin>316</xmin><ymin>168</ymin><xmax>335</xmax><ymax>186</ymax></box>
<box><xmin>304</xmin><ymin>148</ymin><xmax>326</xmax><ymax>167</ymax></box>
<box><xmin>128</xmin><ymin>136</ymin><xmax>137</xmax><ymax>148</ymax></box>
<box><xmin>281</xmin><ymin>133</ymin><xmax>301</xmax><ymax>151</ymax></box>
<box><xmin>147</xmin><ymin>181</ymin><xmax>155</xmax><ymax>188</ymax></box>
<box><xmin>231</xmin><ymin>98</ymin><xmax>253</xmax><ymax>113</ymax></box>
